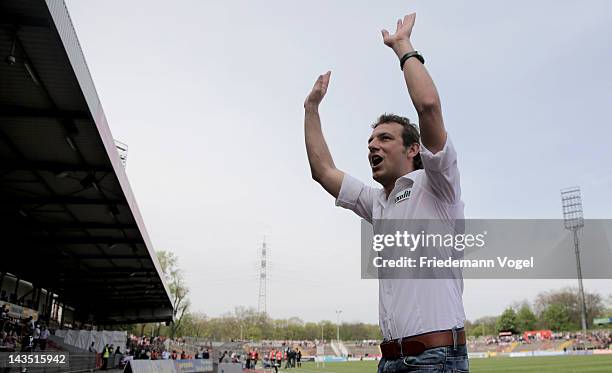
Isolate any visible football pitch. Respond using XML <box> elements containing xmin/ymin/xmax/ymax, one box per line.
<box><xmin>290</xmin><ymin>355</ymin><xmax>612</xmax><ymax>372</ymax></box>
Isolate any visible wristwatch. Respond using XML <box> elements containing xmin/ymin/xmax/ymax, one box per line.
<box><xmin>400</xmin><ymin>51</ymin><xmax>425</xmax><ymax>70</ymax></box>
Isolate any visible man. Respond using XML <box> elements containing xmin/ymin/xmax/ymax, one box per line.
<box><xmin>268</xmin><ymin>349</ymin><xmax>275</xmax><ymax>368</ymax></box>
<box><xmin>38</xmin><ymin>325</ymin><xmax>49</xmax><ymax>351</ymax></box>
<box><xmin>32</xmin><ymin>322</ymin><xmax>40</xmax><ymax>350</ymax></box>
<box><xmin>304</xmin><ymin>13</ymin><xmax>468</xmax><ymax>373</ymax></box>
<box><xmin>0</xmin><ymin>304</ymin><xmax>8</xmax><ymax>332</ymax></box>
<box><xmin>283</xmin><ymin>348</ymin><xmax>288</xmax><ymax>369</ymax></box>
<box><xmin>253</xmin><ymin>348</ymin><xmax>259</xmax><ymax>369</ymax></box>
<box><xmin>275</xmin><ymin>349</ymin><xmax>282</xmax><ymax>367</ymax></box>
<box><xmin>25</xmin><ymin>316</ymin><xmax>35</xmax><ymax>334</ymax></box>
<box><xmin>102</xmin><ymin>344</ymin><xmax>110</xmax><ymax>370</ymax></box>
<box><xmin>218</xmin><ymin>350</ymin><xmax>227</xmax><ymax>363</ymax></box>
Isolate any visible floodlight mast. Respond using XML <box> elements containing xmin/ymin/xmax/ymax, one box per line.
<box><xmin>561</xmin><ymin>186</ymin><xmax>588</xmax><ymax>333</ymax></box>
<box><xmin>335</xmin><ymin>309</ymin><xmax>342</xmax><ymax>342</ymax></box>
<box><xmin>258</xmin><ymin>238</ymin><xmax>268</xmax><ymax>315</ymax></box>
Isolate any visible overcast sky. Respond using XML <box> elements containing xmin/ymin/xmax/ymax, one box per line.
<box><xmin>64</xmin><ymin>0</ymin><xmax>612</xmax><ymax>324</ymax></box>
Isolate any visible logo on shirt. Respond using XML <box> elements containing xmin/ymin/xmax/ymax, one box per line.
<box><xmin>394</xmin><ymin>188</ymin><xmax>411</xmax><ymax>204</ymax></box>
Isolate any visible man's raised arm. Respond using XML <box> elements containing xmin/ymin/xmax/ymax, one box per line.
<box><xmin>382</xmin><ymin>13</ymin><xmax>447</xmax><ymax>153</ymax></box>
<box><xmin>304</xmin><ymin>71</ymin><xmax>344</xmax><ymax>198</ymax></box>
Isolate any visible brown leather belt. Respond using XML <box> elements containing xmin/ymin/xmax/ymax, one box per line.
<box><xmin>380</xmin><ymin>329</ymin><xmax>466</xmax><ymax>359</ymax></box>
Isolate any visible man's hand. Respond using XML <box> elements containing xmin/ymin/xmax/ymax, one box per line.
<box><xmin>304</xmin><ymin>70</ymin><xmax>343</xmax><ymax>198</ymax></box>
<box><xmin>381</xmin><ymin>13</ymin><xmax>416</xmax><ymax>57</ymax></box>
<box><xmin>304</xmin><ymin>71</ymin><xmax>331</xmax><ymax>110</ymax></box>
<box><xmin>382</xmin><ymin>12</ymin><xmax>447</xmax><ymax>153</ymax></box>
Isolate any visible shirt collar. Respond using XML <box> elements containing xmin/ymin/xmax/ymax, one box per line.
<box><xmin>378</xmin><ymin>169</ymin><xmax>422</xmax><ymax>203</ymax></box>
<box><xmin>395</xmin><ymin>169</ymin><xmax>422</xmax><ymax>187</ymax></box>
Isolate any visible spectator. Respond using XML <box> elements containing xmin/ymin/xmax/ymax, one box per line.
<box><xmin>218</xmin><ymin>350</ymin><xmax>227</xmax><ymax>363</ymax></box>
<box><xmin>1</xmin><ymin>331</ymin><xmax>16</xmax><ymax>351</ymax></box>
<box><xmin>102</xmin><ymin>343</ymin><xmax>110</xmax><ymax>370</ymax></box>
<box><xmin>24</xmin><ymin>316</ymin><xmax>35</xmax><ymax>335</ymax></box>
<box><xmin>0</xmin><ymin>304</ymin><xmax>9</xmax><ymax>332</ymax></box>
<box><xmin>275</xmin><ymin>349</ymin><xmax>282</xmax><ymax>366</ymax></box>
<box><xmin>39</xmin><ymin>325</ymin><xmax>49</xmax><ymax>351</ymax></box>
<box><xmin>32</xmin><ymin>323</ymin><xmax>40</xmax><ymax>350</ymax></box>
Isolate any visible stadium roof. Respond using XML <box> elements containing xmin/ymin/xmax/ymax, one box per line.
<box><xmin>0</xmin><ymin>0</ymin><xmax>174</xmax><ymax>324</ymax></box>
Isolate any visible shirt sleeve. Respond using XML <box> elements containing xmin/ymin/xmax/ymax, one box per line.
<box><xmin>335</xmin><ymin>173</ymin><xmax>376</xmax><ymax>223</ymax></box>
<box><xmin>420</xmin><ymin>136</ymin><xmax>461</xmax><ymax>204</ymax></box>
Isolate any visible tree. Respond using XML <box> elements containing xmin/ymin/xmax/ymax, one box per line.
<box><xmin>467</xmin><ymin>316</ymin><xmax>497</xmax><ymax>337</ymax></box>
<box><xmin>541</xmin><ymin>304</ymin><xmax>573</xmax><ymax>331</ymax></box>
<box><xmin>496</xmin><ymin>308</ymin><xmax>517</xmax><ymax>334</ymax></box>
<box><xmin>534</xmin><ymin>287</ymin><xmax>605</xmax><ymax>329</ymax></box>
<box><xmin>516</xmin><ymin>304</ymin><xmax>538</xmax><ymax>333</ymax></box>
<box><xmin>157</xmin><ymin>250</ymin><xmax>190</xmax><ymax>338</ymax></box>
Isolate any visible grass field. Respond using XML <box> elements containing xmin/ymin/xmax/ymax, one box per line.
<box><xmin>288</xmin><ymin>355</ymin><xmax>612</xmax><ymax>372</ymax></box>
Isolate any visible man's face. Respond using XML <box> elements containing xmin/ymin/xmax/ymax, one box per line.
<box><xmin>368</xmin><ymin>122</ymin><xmax>415</xmax><ymax>186</ymax></box>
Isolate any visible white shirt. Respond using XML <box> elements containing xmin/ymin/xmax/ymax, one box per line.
<box><xmin>336</xmin><ymin>137</ymin><xmax>465</xmax><ymax>340</ymax></box>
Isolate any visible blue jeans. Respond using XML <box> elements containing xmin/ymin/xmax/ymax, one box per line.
<box><xmin>377</xmin><ymin>344</ymin><xmax>469</xmax><ymax>373</ymax></box>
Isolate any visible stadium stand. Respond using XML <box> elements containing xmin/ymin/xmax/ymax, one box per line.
<box><xmin>344</xmin><ymin>341</ymin><xmax>382</xmax><ymax>357</ymax></box>
<box><xmin>468</xmin><ymin>330</ymin><xmax>612</xmax><ymax>354</ymax></box>
<box><xmin>1</xmin><ymin>0</ymin><xmax>177</xmax><ymax>370</ymax></box>
<box><xmin>1</xmin><ymin>0</ymin><xmax>173</xmax><ymax>327</ymax></box>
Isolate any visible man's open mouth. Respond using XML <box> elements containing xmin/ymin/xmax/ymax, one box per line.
<box><xmin>371</xmin><ymin>155</ymin><xmax>384</xmax><ymax>168</ymax></box>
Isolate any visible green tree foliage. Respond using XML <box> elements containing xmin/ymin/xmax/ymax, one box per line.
<box><xmin>129</xmin><ymin>265</ymin><xmax>611</xmax><ymax>340</ymax></box>
<box><xmin>541</xmin><ymin>304</ymin><xmax>573</xmax><ymax>331</ymax></box>
<box><xmin>534</xmin><ymin>287</ymin><xmax>605</xmax><ymax>329</ymax></box>
<box><xmin>465</xmin><ymin>316</ymin><xmax>497</xmax><ymax>337</ymax></box>
<box><xmin>496</xmin><ymin>308</ymin><xmax>518</xmax><ymax>334</ymax></box>
<box><xmin>156</xmin><ymin>250</ymin><xmax>190</xmax><ymax>338</ymax></box>
<box><xmin>164</xmin><ymin>307</ymin><xmax>381</xmax><ymax>341</ymax></box>
<box><xmin>515</xmin><ymin>304</ymin><xmax>538</xmax><ymax>333</ymax></box>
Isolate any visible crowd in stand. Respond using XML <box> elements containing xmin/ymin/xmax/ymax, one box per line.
<box><xmin>0</xmin><ymin>304</ymin><xmax>51</xmax><ymax>353</ymax></box>
<box><xmin>258</xmin><ymin>339</ymin><xmax>318</xmax><ymax>348</ymax></box>
<box><xmin>353</xmin><ymin>339</ymin><xmax>380</xmax><ymax>347</ymax></box>
<box><xmin>106</xmin><ymin>333</ymin><xmax>215</xmax><ymax>369</ymax></box>
<box><xmin>560</xmin><ymin>330</ymin><xmax>612</xmax><ymax>350</ymax></box>
<box><xmin>469</xmin><ymin>330</ymin><xmax>612</xmax><ymax>352</ymax></box>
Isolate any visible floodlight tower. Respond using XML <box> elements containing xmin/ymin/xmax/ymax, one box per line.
<box><xmin>257</xmin><ymin>238</ymin><xmax>268</xmax><ymax>315</ymax></box>
<box><xmin>335</xmin><ymin>309</ymin><xmax>342</xmax><ymax>341</ymax></box>
<box><xmin>561</xmin><ymin>186</ymin><xmax>588</xmax><ymax>333</ymax></box>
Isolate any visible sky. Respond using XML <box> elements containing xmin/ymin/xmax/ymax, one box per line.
<box><xmin>63</xmin><ymin>0</ymin><xmax>612</xmax><ymax>324</ymax></box>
